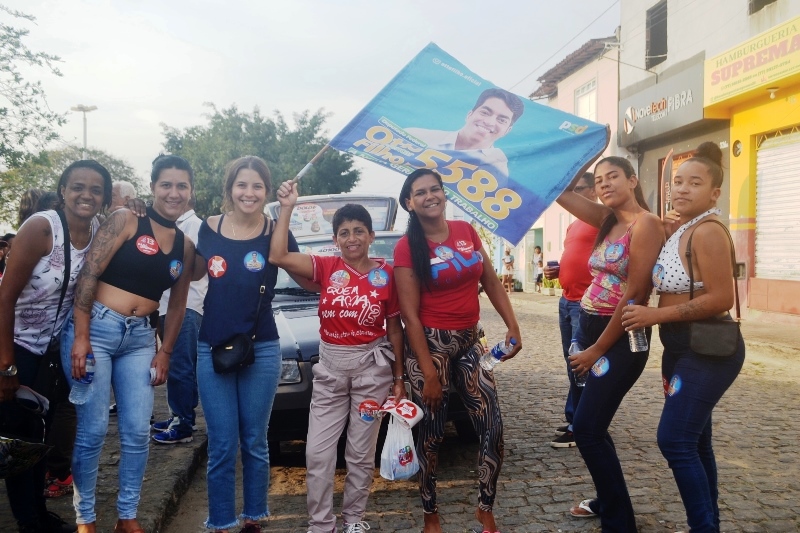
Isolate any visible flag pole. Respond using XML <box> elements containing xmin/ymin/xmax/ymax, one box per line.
<box><xmin>291</xmin><ymin>145</ymin><xmax>331</xmax><ymax>183</ymax></box>
<box><xmin>660</xmin><ymin>148</ymin><xmax>674</xmax><ymax>220</ymax></box>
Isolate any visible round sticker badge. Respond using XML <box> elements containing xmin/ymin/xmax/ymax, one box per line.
<box><xmin>329</xmin><ymin>269</ymin><xmax>351</xmax><ymax>288</ymax></box>
<box><xmin>455</xmin><ymin>239</ymin><xmax>473</xmax><ymax>254</ymax></box>
<box><xmin>368</xmin><ymin>269</ymin><xmax>388</xmax><ymax>288</ymax></box>
<box><xmin>667</xmin><ymin>375</ymin><xmax>682</xmax><ymax>397</ymax></box>
<box><xmin>169</xmin><ymin>259</ymin><xmax>183</xmax><ymax>280</ymax></box>
<box><xmin>434</xmin><ymin>246</ymin><xmax>455</xmax><ymax>261</ymax></box>
<box><xmin>358</xmin><ymin>399</ymin><xmax>381</xmax><ymax>422</ymax></box>
<box><xmin>591</xmin><ymin>356</ymin><xmax>610</xmax><ymax>377</ymax></box>
<box><xmin>136</xmin><ymin>235</ymin><xmax>159</xmax><ymax>255</ymax></box>
<box><xmin>208</xmin><ymin>256</ymin><xmax>227</xmax><ymax>278</ymax></box>
<box><xmin>604</xmin><ymin>242</ymin><xmax>625</xmax><ymax>263</ymax></box>
<box><xmin>243</xmin><ymin>251</ymin><xmax>265</xmax><ymax>272</ymax></box>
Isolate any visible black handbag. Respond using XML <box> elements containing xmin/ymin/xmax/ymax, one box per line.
<box><xmin>211</xmin><ymin>219</ymin><xmax>273</xmax><ymax>374</ymax></box>
<box><xmin>32</xmin><ymin>209</ymin><xmax>71</xmax><ymax>401</ymax></box>
<box><xmin>685</xmin><ymin>219</ymin><xmax>741</xmax><ymax>358</ymax></box>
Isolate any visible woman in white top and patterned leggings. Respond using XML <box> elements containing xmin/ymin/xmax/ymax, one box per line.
<box><xmin>623</xmin><ymin>142</ymin><xmax>744</xmax><ymax>533</ymax></box>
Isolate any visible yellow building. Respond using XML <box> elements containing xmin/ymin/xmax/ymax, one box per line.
<box><xmin>705</xmin><ymin>15</ymin><xmax>800</xmax><ymax>316</ymax></box>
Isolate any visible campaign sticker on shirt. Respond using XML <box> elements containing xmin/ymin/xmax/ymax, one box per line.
<box><xmin>208</xmin><ymin>256</ymin><xmax>227</xmax><ymax>278</ymax></box>
<box><xmin>169</xmin><ymin>259</ymin><xmax>183</xmax><ymax>280</ymax></box>
<box><xmin>605</xmin><ymin>243</ymin><xmax>625</xmax><ymax>263</ymax></box>
<box><xmin>243</xmin><ymin>251</ymin><xmax>265</xmax><ymax>272</ymax></box>
<box><xmin>136</xmin><ymin>235</ymin><xmax>159</xmax><ymax>255</ymax></box>
<box><xmin>359</xmin><ymin>399</ymin><xmax>381</xmax><ymax>422</ymax></box>
<box><xmin>368</xmin><ymin>268</ymin><xmax>388</xmax><ymax>287</ymax></box>
<box><xmin>591</xmin><ymin>356</ymin><xmax>610</xmax><ymax>377</ymax></box>
<box><xmin>652</xmin><ymin>264</ymin><xmax>665</xmax><ymax>287</ymax></box>
<box><xmin>667</xmin><ymin>375</ymin><xmax>682</xmax><ymax>397</ymax></box>
<box><xmin>434</xmin><ymin>245</ymin><xmax>455</xmax><ymax>261</ymax></box>
<box><xmin>329</xmin><ymin>269</ymin><xmax>350</xmax><ymax>288</ymax></box>
<box><xmin>455</xmin><ymin>239</ymin><xmax>473</xmax><ymax>254</ymax></box>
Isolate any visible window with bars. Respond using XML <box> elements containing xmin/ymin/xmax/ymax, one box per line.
<box><xmin>574</xmin><ymin>79</ymin><xmax>597</xmax><ymax>122</ymax></box>
<box><xmin>749</xmin><ymin>0</ymin><xmax>778</xmax><ymax>14</ymax></box>
<box><xmin>646</xmin><ymin>0</ymin><xmax>668</xmax><ymax>69</ymax></box>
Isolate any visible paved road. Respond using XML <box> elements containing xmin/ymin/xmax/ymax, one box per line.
<box><xmin>3</xmin><ymin>293</ymin><xmax>797</xmax><ymax>532</ymax></box>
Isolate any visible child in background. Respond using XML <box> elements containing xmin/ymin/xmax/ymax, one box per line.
<box><xmin>535</xmin><ymin>260</ymin><xmax>544</xmax><ymax>293</ymax></box>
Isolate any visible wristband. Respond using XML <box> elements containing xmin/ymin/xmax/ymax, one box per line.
<box><xmin>393</xmin><ymin>375</ymin><xmax>405</xmax><ymax>381</ymax></box>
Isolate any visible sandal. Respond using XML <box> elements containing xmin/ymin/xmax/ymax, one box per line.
<box><xmin>569</xmin><ymin>498</ymin><xmax>598</xmax><ymax>518</ymax></box>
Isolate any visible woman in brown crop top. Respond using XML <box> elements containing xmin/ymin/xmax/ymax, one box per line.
<box><xmin>60</xmin><ymin>155</ymin><xmax>196</xmax><ymax>533</ymax></box>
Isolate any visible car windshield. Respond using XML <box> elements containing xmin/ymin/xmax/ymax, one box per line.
<box><xmin>274</xmin><ymin>234</ymin><xmax>402</xmax><ymax>290</ymax></box>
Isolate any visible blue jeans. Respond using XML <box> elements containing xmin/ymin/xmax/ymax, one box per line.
<box><xmin>159</xmin><ymin>309</ymin><xmax>201</xmax><ymax>433</ymax></box>
<box><xmin>573</xmin><ymin>310</ymin><xmax>650</xmax><ymax>532</ymax></box>
<box><xmin>60</xmin><ymin>303</ymin><xmax>156</xmax><ymax>524</ymax></box>
<box><xmin>196</xmin><ymin>339</ymin><xmax>281</xmax><ymax>530</ymax></box>
<box><xmin>658</xmin><ymin>321</ymin><xmax>744</xmax><ymax>533</ymax></box>
<box><xmin>558</xmin><ymin>297</ymin><xmax>583</xmax><ymax>428</ymax></box>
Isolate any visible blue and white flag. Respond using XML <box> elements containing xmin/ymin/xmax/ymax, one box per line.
<box><xmin>330</xmin><ymin>42</ymin><xmax>609</xmax><ymax>245</ymax></box>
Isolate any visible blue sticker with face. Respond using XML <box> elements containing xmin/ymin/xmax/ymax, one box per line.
<box><xmin>605</xmin><ymin>243</ymin><xmax>625</xmax><ymax>263</ymax></box>
<box><xmin>652</xmin><ymin>264</ymin><xmax>665</xmax><ymax>287</ymax></box>
<box><xmin>368</xmin><ymin>268</ymin><xmax>388</xmax><ymax>287</ymax></box>
<box><xmin>169</xmin><ymin>260</ymin><xmax>183</xmax><ymax>280</ymax></box>
<box><xmin>244</xmin><ymin>251</ymin><xmax>265</xmax><ymax>272</ymax></box>
<box><xmin>667</xmin><ymin>375</ymin><xmax>682</xmax><ymax>397</ymax></box>
<box><xmin>591</xmin><ymin>356</ymin><xmax>610</xmax><ymax>377</ymax></box>
<box><xmin>434</xmin><ymin>246</ymin><xmax>455</xmax><ymax>261</ymax></box>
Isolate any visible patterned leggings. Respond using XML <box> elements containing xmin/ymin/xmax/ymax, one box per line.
<box><xmin>405</xmin><ymin>325</ymin><xmax>504</xmax><ymax>514</ymax></box>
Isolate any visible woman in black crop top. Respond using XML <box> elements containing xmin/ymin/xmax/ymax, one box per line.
<box><xmin>60</xmin><ymin>155</ymin><xmax>196</xmax><ymax>533</ymax></box>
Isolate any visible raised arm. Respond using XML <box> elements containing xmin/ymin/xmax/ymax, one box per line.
<box><xmin>0</xmin><ymin>218</ymin><xmax>53</xmax><ymax>401</ymax></box>
<box><xmin>478</xmin><ymin>245</ymin><xmax>522</xmax><ymax>360</ymax></box>
<box><xmin>70</xmin><ymin>210</ymin><xmax>137</xmax><ymax>378</ymax></box>
<box><xmin>268</xmin><ymin>180</ymin><xmax>314</xmax><ymax>279</ymax></box>
<box><xmin>394</xmin><ymin>266</ymin><xmax>443</xmax><ymax>412</ymax></box>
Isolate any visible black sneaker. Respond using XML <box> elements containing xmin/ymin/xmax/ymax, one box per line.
<box><xmin>555</xmin><ymin>424</ymin><xmax>570</xmax><ymax>436</ymax></box>
<box><xmin>551</xmin><ymin>431</ymin><xmax>577</xmax><ymax>448</ymax></box>
<box><xmin>39</xmin><ymin>511</ymin><xmax>77</xmax><ymax>533</ymax></box>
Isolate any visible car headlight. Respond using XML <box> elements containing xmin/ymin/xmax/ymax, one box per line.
<box><xmin>279</xmin><ymin>359</ymin><xmax>301</xmax><ymax>384</ymax></box>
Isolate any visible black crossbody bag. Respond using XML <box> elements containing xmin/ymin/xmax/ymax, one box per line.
<box><xmin>685</xmin><ymin>219</ymin><xmax>741</xmax><ymax>358</ymax></box>
<box><xmin>211</xmin><ymin>218</ymin><xmax>274</xmax><ymax>374</ymax></box>
<box><xmin>33</xmin><ymin>209</ymin><xmax>72</xmax><ymax>401</ymax></box>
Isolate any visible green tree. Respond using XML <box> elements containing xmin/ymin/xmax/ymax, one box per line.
<box><xmin>0</xmin><ymin>5</ymin><xmax>66</xmax><ymax>168</ymax></box>
<box><xmin>161</xmin><ymin>104</ymin><xmax>360</xmax><ymax>217</ymax></box>
<box><xmin>0</xmin><ymin>145</ymin><xmax>143</xmax><ymax>227</ymax></box>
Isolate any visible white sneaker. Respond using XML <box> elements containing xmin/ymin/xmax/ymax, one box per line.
<box><xmin>343</xmin><ymin>522</ymin><xmax>370</xmax><ymax>533</ymax></box>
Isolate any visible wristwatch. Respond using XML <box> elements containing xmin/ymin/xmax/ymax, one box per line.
<box><xmin>0</xmin><ymin>364</ymin><xmax>18</xmax><ymax>377</ymax></box>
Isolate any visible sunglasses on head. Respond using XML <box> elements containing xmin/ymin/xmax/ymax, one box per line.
<box><xmin>573</xmin><ymin>185</ymin><xmax>593</xmax><ymax>192</ymax></box>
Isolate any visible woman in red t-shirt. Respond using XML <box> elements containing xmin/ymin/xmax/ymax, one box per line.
<box><xmin>270</xmin><ymin>181</ymin><xmax>405</xmax><ymax>533</ymax></box>
<box><xmin>393</xmin><ymin>169</ymin><xmax>521</xmax><ymax>533</ymax></box>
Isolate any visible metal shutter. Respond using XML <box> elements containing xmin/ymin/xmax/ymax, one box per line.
<box><xmin>755</xmin><ymin>131</ymin><xmax>800</xmax><ymax>280</ymax></box>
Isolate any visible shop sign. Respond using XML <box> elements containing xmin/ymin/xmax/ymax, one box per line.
<box><xmin>705</xmin><ymin>15</ymin><xmax>800</xmax><ymax>106</ymax></box>
<box><xmin>619</xmin><ymin>62</ymin><xmax>704</xmax><ymax>145</ymax></box>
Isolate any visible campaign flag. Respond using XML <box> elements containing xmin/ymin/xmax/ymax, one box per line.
<box><xmin>329</xmin><ymin>42</ymin><xmax>610</xmax><ymax>245</ymax></box>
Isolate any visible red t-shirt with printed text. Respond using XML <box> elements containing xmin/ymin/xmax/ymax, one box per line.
<box><xmin>393</xmin><ymin>220</ymin><xmax>484</xmax><ymax>330</ymax></box>
<box><xmin>311</xmin><ymin>255</ymin><xmax>400</xmax><ymax>345</ymax></box>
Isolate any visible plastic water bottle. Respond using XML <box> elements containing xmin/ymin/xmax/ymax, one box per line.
<box><xmin>626</xmin><ymin>300</ymin><xmax>649</xmax><ymax>352</ymax></box>
<box><xmin>569</xmin><ymin>338</ymin><xmax>587</xmax><ymax>387</ymax></box>
<box><xmin>69</xmin><ymin>353</ymin><xmax>95</xmax><ymax>405</ymax></box>
<box><xmin>479</xmin><ymin>338</ymin><xmax>517</xmax><ymax>371</ymax></box>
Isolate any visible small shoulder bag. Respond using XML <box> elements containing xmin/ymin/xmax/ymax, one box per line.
<box><xmin>685</xmin><ymin>219</ymin><xmax>741</xmax><ymax>358</ymax></box>
<box><xmin>211</xmin><ymin>218</ymin><xmax>274</xmax><ymax>374</ymax></box>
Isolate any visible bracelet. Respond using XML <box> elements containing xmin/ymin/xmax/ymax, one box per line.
<box><xmin>393</xmin><ymin>375</ymin><xmax>405</xmax><ymax>381</ymax></box>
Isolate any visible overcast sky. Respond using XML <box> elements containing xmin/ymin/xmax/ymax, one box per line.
<box><xmin>7</xmin><ymin>0</ymin><xmax>620</xmax><ymax>199</ymax></box>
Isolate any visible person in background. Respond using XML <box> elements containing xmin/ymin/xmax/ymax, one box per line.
<box><xmin>61</xmin><ymin>154</ymin><xmax>195</xmax><ymax>533</ymax></box>
<box><xmin>35</xmin><ymin>192</ymin><xmax>61</xmax><ymax>214</ymax></box>
<box><xmin>545</xmin><ymin>172</ymin><xmax>599</xmax><ymax>449</ymax></box>
<box><xmin>0</xmin><ymin>160</ymin><xmax>112</xmax><ymax>533</ymax></box>
<box><xmin>534</xmin><ymin>260</ymin><xmax>544</xmax><ymax>293</ymax></box>
<box><xmin>501</xmin><ymin>248</ymin><xmax>514</xmax><ymax>294</ymax></box>
<box><xmin>0</xmin><ymin>240</ymin><xmax>9</xmax><ymax>281</ymax></box>
<box><xmin>531</xmin><ymin>245</ymin><xmax>543</xmax><ymax>292</ymax></box>
<box><xmin>17</xmin><ymin>188</ymin><xmax>46</xmax><ymax>228</ymax></box>
<box><xmin>151</xmin><ymin>195</ymin><xmax>207</xmax><ymax>444</ymax></box>
<box><xmin>394</xmin><ymin>169</ymin><xmax>522</xmax><ymax>533</ymax></box>
<box><xmin>192</xmin><ymin>156</ymin><xmax>299</xmax><ymax>533</ymax></box>
<box><xmin>109</xmin><ymin>181</ymin><xmax>137</xmax><ymax>213</ymax></box>
<box><xmin>270</xmin><ymin>183</ymin><xmax>406</xmax><ymax>533</ymax></box>
<box><xmin>622</xmin><ymin>142</ymin><xmax>744</xmax><ymax>532</ymax></box>
<box><xmin>556</xmin><ymin>157</ymin><xmax>663</xmax><ymax>531</ymax></box>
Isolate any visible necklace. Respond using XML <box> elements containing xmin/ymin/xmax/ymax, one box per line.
<box><xmin>230</xmin><ymin>214</ymin><xmax>262</xmax><ymax>240</ymax></box>
<box><xmin>147</xmin><ymin>206</ymin><xmax>177</xmax><ymax>229</ymax></box>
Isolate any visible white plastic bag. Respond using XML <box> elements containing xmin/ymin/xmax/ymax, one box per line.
<box><xmin>379</xmin><ymin>416</ymin><xmax>419</xmax><ymax>480</ymax></box>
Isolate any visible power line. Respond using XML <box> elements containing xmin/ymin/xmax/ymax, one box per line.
<box><xmin>509</xmin><ymin>0</ymin><xmax>620</xmax><ymax>92</ymax></box>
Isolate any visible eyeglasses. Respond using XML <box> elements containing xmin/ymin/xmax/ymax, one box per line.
<box><xmin>0</xmin><ymin>241</ymin><xmax>8</xmax><ymax>248</ymax></box>
<box><xmin>573</xmin><ymin>185</ymin><xmax>593</xmax><ymax>192</ymax></box>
